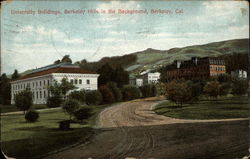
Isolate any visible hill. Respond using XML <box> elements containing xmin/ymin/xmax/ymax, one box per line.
<box><xmin>15</xmin><ymin>38</ymin><xmax>249</xmax><ymax>77</ymax></box>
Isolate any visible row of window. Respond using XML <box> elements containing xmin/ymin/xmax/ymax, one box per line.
<box><xmin>13</xmin><ymin>90</ymin><xmax>49</xmax><ymax>100</ymax></box>
<box><xmin>210</xmin><ymin>66</ymin><xmax>225</xmax><ymax>71</ymax></box>
<box><xmin>70</xmin><ymin>79</ymin><xmax>90</xmax><ymax>85</ymax></box>
<box><xmin>13</xmin><ymin>80</ymin><xmax>50</xmax><ymax>90</ymax></box>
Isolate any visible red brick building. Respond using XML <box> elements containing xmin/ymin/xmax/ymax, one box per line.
<box><xmin>166</xmin><ymin>57</ymin><xmax>226</xmax><ymax>80</ymax></box>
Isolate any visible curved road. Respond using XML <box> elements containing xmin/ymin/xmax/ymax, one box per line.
<box><xmin>46</xmin><ymin>99</ymin><xmax>249</xmax><ymax>159</ymax></box>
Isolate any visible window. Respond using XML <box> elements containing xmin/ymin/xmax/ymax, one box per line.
<box><xmin>40</xmin><ymin>91</ymin><xmax>42</xmax><ymax>98</ymax></box>
<box><xmin>79</xmin><ymin>79</ymin><xmax>82</xmax><ymax>84</ymax></box>
<box><xmin>44</xmin><ymin>80</ymin><xmax>46</xmax><ymax>85</ymax></box>
<box><xmin>33</xmin><ymin>82</ymin><xmax>35</xmax><ymax>87</ymax></box>
<box><xmin>36</xmin><ymin>82</ymin><xmax>38</xmax><ymax>87</ymax></box>
<box><xmin>86</xmin><ymin>79</ymin><xmax>90</xmax><ymax>84</ymax></box>
<box><xmin>40</xmin><ymin>81</ymin><xmax>42</xmax><ymax>86</ymax></box>
<box><xmin>32</xmin><ymin>92</ymin><xmax>35</xmax><ymax>99</ymax></box>
<box><xmin>48</xmin><ymin>80</ymin><xmax>50</xmax><ymax>85</ymax></box>
<box><xmin>37</xmin><ymin>92</ymin><xmax>39</xmax><ymax>99</ymax></box>
<box><xmin>75</xmin><ymin>79</ymin><xmax>78</xmax><ymax>84</ymax></box>
<box><xmin>44</xmin><ymin>91</ymin><xmax>46</xmax><ymax>98</ymax></box>
<box><xmin>70</xmin><ymin>79</ymin><xmax>73</xmax><ymax>84</ymax></box>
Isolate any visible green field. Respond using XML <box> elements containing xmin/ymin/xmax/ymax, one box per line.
<box><xmin>0</xmin><ymin>104</ymin><xmax>48</xmax><ymax>114</ymax></box>
<box><xmin>0</xmin><ymin>104</ymin><xmax>113</xmax><ymax>159</ymax></box>
<box><xmin>154</xmin><ymin>96</ymin><xmax>250</xmax><ymax>119</ymax></box>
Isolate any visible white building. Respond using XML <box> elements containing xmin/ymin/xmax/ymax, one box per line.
<box><xmin>141</xmin><ymin>72</ymin><xmax>161</xmax><ymax>85</ymax></box>
<box><xmin>11</xmin><ymin>63</ymin><xmax>99</xmax><ymax>104</ymax></box>
<box><xmin>231</xmin><ymin>70</ymin><xmax>247</xmax><ymax>79</ymax></box>
<box><xmin>129</xmin><ymin>78</ymin><xmax>143</xmax><ymax>87</ymax></box>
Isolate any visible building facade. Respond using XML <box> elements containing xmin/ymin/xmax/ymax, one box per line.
<box><xmin>231</xmin><ymin>70</ymin><xmax>247</xmax><ymax>79</ymax></box>
<box><xmin>141</xmin><ymin>72</ymin><xmax>161</xmax><ymax>85</ymax></box>
<box><xmin>129</xmin><ymin>78</ymin><xmax>143</xmax><ymax>87</ymax></box>
<box><xmin>11</xmin><ymin>63</ymin><xmax>99</xmax><ymax>104</ymax></box>
<box><xmin>165</xmin><ymin>57</ymin><xmax>226</xmax><ymax>80</ymax></box>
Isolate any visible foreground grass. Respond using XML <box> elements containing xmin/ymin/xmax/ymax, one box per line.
<box><xmin>1</xmin><ymin>104</ymin><xmax>113</xmax><ymax>159</ymax></box>
<box><xmin>154</xmin><ymin>96</ymin><xmax>250</xmax><ymax>119</ymax></box>
<box><xmin>0</xmin><ymin>104</ymin><xmax>48</xmax><ymax>113</ymax></box>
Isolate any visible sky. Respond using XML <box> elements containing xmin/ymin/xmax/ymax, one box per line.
<box><xmin>1</xmin><ymin>0</ymin><xmax>249</xmax><ymax>74</ymax></box>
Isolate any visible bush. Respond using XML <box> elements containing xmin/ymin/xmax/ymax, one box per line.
<box><xmin>122</xmin><ymin>85</ymin><xmax>141</xmax><ymax>101</ymax></box>
<box><xmin>62</xmin><ymin>99</ymin><xmax>80</xmax><ymax>120</ymax></box>
<box><xmin>99</xmin><ymin>85</ymin><xmax>115</xmax><ymax>104</ymax></box>
<box><xmin>14</xmin><ymin>89</ymin><xmax>33</xmax><ymax>114</ymax></box>
<box><xmin>68</xmin><ymin>90</ymin><xmax>86</xmax><ymax>103</ymax></box>
<box><xmin>165</xmin><ymin>80</ymin><xmax>193</xmax><ymax>106</ymax></box>
<box><xmin>187</xmin><ymin>81</ymin><xmax>203</xmax><ymax>102</ymax></box>
<box><xmin>47</xmin><ymin>95</ymin><xmax>63</xmax><ymax>108</ymax></box>
<box><xmin>204</xmin><ymin>81</ymin><xmax>220</xmax><ymax>99</ymax></box>
<box><xmin>140</xmin><ymin>84</ymin><xmax>157</xmax><ymax>98</ymax></box>
<box><xmin>107</xmin><ymin>82</ymin><xmax>122</xmax><ymax>102</ymax></box>
<box><xmin>73</xmin><ymin>107</ymin><xmax>92</xmax><ymax>122</ymax></box>
<box><xmin>232</xmin><ymin>80</ymin><xmax>248</xmax><ymax>95</ymax></box>
<box><xmin>25</xmin><ymin>110</ymin><xmax>39</xmax><ymax>122</ymax></box>
<box><xmin>59</xmin><ymin>120</ymin><xmax>70</xmax><ymax>130</ymax></box>
<box><xmin>85</xmin><ymin>90</ymin><xmax>103</xmax><ymax>105</ymax></box>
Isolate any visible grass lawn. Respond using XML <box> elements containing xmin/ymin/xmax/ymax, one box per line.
<box><xmin>1</xmin><ymin>104</ymin><xmax>114</xmax><ymax>159</ymax></box>
<box><xmin>154</xmin><ymin>96</ymin><xmax>250</xmax><ymax>119</ymax></box>
<box><xmin>0</xmin><ymin>104</ymin><xmax>48</xmax><ymax>113</ymax></box>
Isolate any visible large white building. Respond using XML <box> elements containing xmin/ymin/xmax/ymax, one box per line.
<box><xmin>130</xmin><ymin>72</ymin><xmax>161</xmax><ymax>86</ymax></box>
<box><xmin>11</xmin><ymin>63</ymin><xmax>99</xmax><ymax>104</ymax></box>
<box><xmin>140</xmin><ymin>72</ymin><xmax>161</xmax><ymax>85</ymax></box>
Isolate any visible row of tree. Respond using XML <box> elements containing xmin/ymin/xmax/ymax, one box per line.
<box><xmin>165</xmin><ymin>74</ymin><xmax>248</xmax><ymax>107</ymax></box>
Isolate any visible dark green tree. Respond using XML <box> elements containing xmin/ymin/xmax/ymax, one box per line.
<box><xmin>99</xmin><ymin>85</ymin><xmax>115</xmax><ymax>104</ymax></box>
<box><xmin>11</xmin><ymin>69</ymin><xmax>20</xmax><ymax>80</ymax></box>
<box><xmin>112</xmin><ymin>66</ymin><xmax>129</xmax><ymax>88</ymax></box>
<box><xmin>232</xmin><ymin>80</ymin><xmax>248</xmax><ymax>95</ymax></box>
<box><xmin>14</xmin><ymin>89</ymin><xmax>33</xmax><ymax>114</ymax></box>
<box><xmin>107</xmin><ymin>82</ymin><xmax>122</xmax><ymax>102</ymax></box>
<box><xmin>61</xmin><ymin>55</ymin><xmax>72</xmax><ymax>63</ymax></box>
<box><xmin>85</xmin><ymin>90</ymin><xmax>103</xmax><ymax>105</ymax></box>
<box><xmin>0</xmin><ymin>74</ymin><xmax>11</xmax><ymax>105</ymax></box>
<box><xmin>68</xmin><ymin>90</ymin><xmax>86</xmax><ymax>104</ymax></box>
<box><xmin>62</xmin><ymin>99</ymin><xmax>80</xmax><ymax>120</ymax></box>
<box><xmin>97</xmin><ymin>63</ymin><xmax>114</xmax><ymax>86</ymax></box>
<box><xmin>122</xmin><ymin>85</ymin><xmax>141</xmax><ymax>101</ymax></box>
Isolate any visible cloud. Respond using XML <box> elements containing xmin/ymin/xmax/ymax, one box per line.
<box><xmin>64</xmin><ymin>38</ymin><xmax>85</xmax><ymax>44</ymax></box>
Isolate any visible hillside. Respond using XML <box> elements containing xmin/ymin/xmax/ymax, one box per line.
<box><xmin>15</xmin><ymin>38</ymin><xmax>249</xmax><ymax>77</ymax></box>
<box><xmin>126</xmin><ymin>38</ymin><xmax>249</xmax><ymax>76</ymax></box>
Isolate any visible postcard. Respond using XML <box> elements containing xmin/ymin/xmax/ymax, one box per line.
<box><xmin>0</xmin><ymin>0</ymin><xmax>249</xmax><ymax>159</ymax></box>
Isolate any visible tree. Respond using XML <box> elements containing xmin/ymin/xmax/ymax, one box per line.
<box><xmin>85</xmin><ymin>90</ymin><xmax>103</xmax><ymax>105</ymax></box>
<box><xmin>0</xmin><ymin>74</ymin><xmax>11</xmax><ymax>105</ymax></box>
<box><xmin>14</xmin><ymin>89</ymin><xmax>33</xmax><ymax>114</ymax></box>
<box><xmin>165</xmin><ymin>80</ymin><xmax>193</xmax><ymax>107</ymax></box>
<box><xmin>232</xmin><ymin>80</ymin><xmax>248</xmax><ymax>95</ymax></box>
<box><xmin>219</xmin><ymin>82</ymin><xmax>231</xmax><ymax>96</ymax></box>
<box><xmin>122</xmin><ymin>85</ymin><xmax>141</xmax><ymax>101</ymax></box>
<box><xmin>68</xmin><ymin>90</ymin><xmax>86</xmax><ymax>103</ymax></box>
<box><xmin>47</xmin><ymin>95</ymin><xmax>63</xmax><ymax>108</ymax></box>
<box><xmin>204</xmin><ymin>81</ymin><xmax>220</xmax><ymax>99</ymax></box>
<box><xmin>97</xmin><ymin>63</ymin><xmax>114</xmax><ymax>86</ymax></box>
<box><xmin>216</xmin><ymin>74</ymin><xmax>232</xmax><ymax>83</ymax></box>
<box><xmin>107</xmin><ymin>82</ymin><xmax>122</xmax><ymax>102</ymax></box>
<box><xmin>140</xmin><ymin>84</ymin><xmax>157</xmax><ymax>98</ymax></box>
<box><xmin>112</xmin><ymin>66</ymin><xmax>129</xmax><ymax>88</ymax></box>
<box><xmin>73</xmin><ymin>108</ymin><xmax>92</xmax><ymax>122</ymax></box>
<box><xmin>61</xmin><ymin>55</ymin><xmax>72</xmax><ymax>63</ymax></box>
<box><xmin>60</xmin><ymin>78</ymin><xmax>76</xmax><ymax>98</ymax></box>
<box><xmin>54</xmin><ymin>60</ymin><xmax>61</xmax><ymax>64</ymax></box>
<box><xmin>62</xmin><ymin>99</ymin><xmax>80</xmax><ymax>120</ymax></box>
<box><xmin>11</xmin><ymin>69</ymin><xmax>20</xmax><ymax>80</ymax></box>
<box><xmin>99</xmin><ymin>85</ymin><xmax>115</xmax><ymax>104</ymax></box>
<box><xmin>187</xmin><ymin>81</ymin><xmax>203</xmax><ymax>102</ymax></box>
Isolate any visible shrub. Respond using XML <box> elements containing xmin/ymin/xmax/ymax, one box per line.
<box><xmin>99</xmin><ymin>85</ymin><xmax>115</xmax><ymax>104</ymax></box>
<box><xmin>187</xmin><ymin>81</ymin><xmax>203</xmax><ymax>102</ymax></box>
<box><xmin>140</xmin><ymin>84</ymin><xmax>157</xmax><ymax>98</ymax></box>
<box><xmin>59</xmin><ymin>120</ymin><xmax>70</xmax><ymax>130</ymax></box>
<box><xmin>85</xmin><ymin>90</ymin><xmax>103</xmax><ymax>105</ymax></box>
<box><xmin>122</xmin><ymin>85</ymin><xmax>141</xmax><ymax>101</ymax></box>
<box><xmin>216</xmin><ymin>74</ymin><xmax>232</xmax><ymax>83</ymax></box>
<box><xmin>204</xmin><ymin>81</ymin><xmax>220</xmax><ymax>99</ymax></box>
<box><xmin>73</xmin><ymin>107</ymin><xmax>92</xmax><ymax>122</ymax></box>
<box><xmin>107</xmin><ymin>82</ymin><xmax>122</xmax><ymax>102</ymax></box>
<box><xmin>62</xmin><ymin>99</ymin><xmax>80</xmax><ymax>120</ymax></box>
<box><xmin>14</xmin><ymin>89</ymin><xmax>33</xmax><ymax>114</ymax></box>
<box><xmin>47</xmin><ymin>95</ymin><xmax>63</xmax><ymax>108</ymax></box>
<box><xmin>25</xmin><ymin>110</ymin><xmax>39</xmax><ymax>122</ymax></box>
<box><xmin>232</xmin><ymin>80</ymin><xmax>248</xmax><ymax>95</ymax></box>
<box><xmin>68</xmin><ymin>90</ymin><xmax>86</xmax><ymax>103</ymax></box>
<box><xmin>165</xmin><ymin>80</ymin><xmax>193</xmax><ymax>107</ymax></box>
<box><xmin>219</xmin><ymin>82</ymin><xmax>231</xmax><ymax>96</ymax></box>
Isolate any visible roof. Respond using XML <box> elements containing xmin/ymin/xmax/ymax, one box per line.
<box><xmin>13</xmin><ymin>66</ymin><xmax>97</xmax><ymax>82</ymax></box>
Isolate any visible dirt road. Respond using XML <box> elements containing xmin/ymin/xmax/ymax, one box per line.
<box><xmin>46</xmin><ymin>99</ymin><xmax>249</xmax><ymax>159</ymax></box>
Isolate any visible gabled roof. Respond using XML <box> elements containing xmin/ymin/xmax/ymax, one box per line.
<box><xmin>13</xmin><ymin>66</ymin><xmax>97</xmax><ymax>82</ymax></box>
